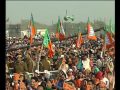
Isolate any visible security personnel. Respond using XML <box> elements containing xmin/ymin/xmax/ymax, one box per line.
<box><xmin>41</xmin><ymin>56</ymin><xmax>51</xmax><ymax>71</ymax></box>
<box><xmin>25</xmin><ymin>51</ymin><xmax>34</xmax><ymax>73</ymax></box>
<box><xmin>14</xmin><ymin>55</ymin><xmax>28</xmax><ymax>73</ymax></box>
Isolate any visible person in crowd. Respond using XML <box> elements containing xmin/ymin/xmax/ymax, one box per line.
<box><xmin>14</xmin><ymin>55</ymin><xmax>28</xmax><ymax>73</ymax></box>
<box><xmin>37</xmin><ymin>85</ymin><xmax>44</xmax><ymax>90</ymax></box>
<box><xmin>66</xmin><ymin>69</ymin><xmax>74</xmax><ymax>81</ymax></box>
<box><xmin>6</xmin><ymin>34</ymin><xmax>115</xmax><ymax>90</ymax></box>
<box><xmin>59</xmin><ymin>57</ymin><xmax>69</xmax><ymax>76</ymax></box>
<box><xmin>41</xmin><ymin>56</ymin><xmax>51</xmax><ymax>71</ymax></box>
<box><xmin>19</xmin><ymin>74</ymin><xmax>27</xmax><ymax>90</ymax></box>
<box><xmin>25</xmin><ymin>50</ymin><xmax>35</xmax><ymax>73</ymax></box>
<box><xmin>30</xmin><ymin>77</ymin><xmax>39</xmax><ymax>90</ymax></box>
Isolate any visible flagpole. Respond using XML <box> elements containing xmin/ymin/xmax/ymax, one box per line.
<box><xmin>65</xmin><ymin>10</ymin><xmax>67</xmax><ymax>35</ymax></box>
<box><xmin>65</xmin><ymin>10</ymin><xmax>67</xmax><ymax>47</ymax></box>
<box><xmin>103</xmin><ymin>18</ymin><xmax>107</xmax><ymax>55</ymax></box>
<box><xmin>103</xmin><ymin>26</ymin><xmax>106</xmax><ymax>55</ymax></box>
<box><xmin>37</xmin><ymin>44</ymin><xmax>43</xmax><ymax>72</ymax></box>
<box><xmin>57</xmin><ymin>17</ymin><xmax>60</xmax><ymax>48</ymax></box>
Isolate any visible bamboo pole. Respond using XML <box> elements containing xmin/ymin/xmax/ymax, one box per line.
<box><xmin>37</xmin><ymin>44</ymin><xmax>43</xmax><ymax>72</ymax></box>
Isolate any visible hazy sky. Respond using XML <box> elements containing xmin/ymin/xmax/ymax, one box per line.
<box><xmin>6</xmin><ymin>1</ymin><xmax>115</xmax><ymax>25</ymax></box>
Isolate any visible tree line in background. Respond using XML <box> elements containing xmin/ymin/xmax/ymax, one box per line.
<box><xmin>20</xmin><ymin>20</ymin><xmax>106</xmax><ymax>34</ymax></box>
<box><xmin>7</xmin><ymin>19</ymin><xmax>114</xmax><ymax>37</ymax></box>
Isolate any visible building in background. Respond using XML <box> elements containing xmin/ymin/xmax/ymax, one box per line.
<box><xmin>7</xmin><ymin>24</ymin><xmax>21</xmax><ymax>38</ymax></box>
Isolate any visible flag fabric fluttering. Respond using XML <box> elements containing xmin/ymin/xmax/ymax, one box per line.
<box><xmin>64</xmin><ymin>15</ymin><xmax>74</xmax><ymax>21</ymax></box>
<box><xmin>63</xmin><ymin>82</ymin><xmax>75</xmax><ymax>90</ymax></box>
<box><xmin>109</xmin><ymin>20</ymin><xmax>115</xmax><ymax>36</ymax></box>
<box><xmin>87</xmin><ymin>17</ymin><xmax>97</xmax><ymax>41</ymax></box>
<box><xmin>56</xmin><ymin>16</ymin><xmax>65</xmax><ymax>41</ymax></box>
<box><xmin>76</xmin><ymin>33</ymin><xmax>84</xmax><ymax>48</ymax></box>
<box><xmin>29</xmin><ymin>13</ymin><xmax>36</xmax><ymax>45</ymax></box>
<box><xmin>43</xmin><ymin>29</ymin><xmax>54</xmax><ymax>58</ymax></box>
<box><xmin>104</xmin><ymin>31</ymin><xmax>114</xmax><ymax>49</ymax></box>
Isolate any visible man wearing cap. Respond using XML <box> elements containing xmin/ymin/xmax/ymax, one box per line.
<box><xmin>59</xmin><ymin>57</ymin><xmax>69</xmax><ymax>75</ymax></box>
<box><xmin>6</xmin><ymin>54</ymin><xmax>14</xmax><ymax>73</ymax></box>
<box><xmin>14</xmin><ymin>55</ymin><xmax>28</xmax><ymax>73</ymax></box>
<box><xmin>66</xmin><ymin>69</ymin><xmax>74</xmax><ymax>81</ymax></box>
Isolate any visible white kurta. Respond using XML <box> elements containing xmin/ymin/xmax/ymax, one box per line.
<box><xmin>82</xmin><ymin>58</ymin><xmax>91</xmax><ymax>71</ymax></box>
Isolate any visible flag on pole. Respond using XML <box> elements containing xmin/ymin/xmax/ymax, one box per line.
<box><xmin>109</xmin><ymin>20</ymin><xmax>115</xmax><ymax>35</ymax></box>
<box><xmin>64</xmin><ymin>16</ymin><xmax>74</xmax><ymax>21</ymax></box>
<box><xmin>43</xmin><ymin>29</ymin><xmax>54</xmax><ymax>58</ymax></box>
<box><xmin>87</xmin><ymin>17</ymin><xmax>97</xmax><ymax>41</ymax></box>
<box><xmin>56</xmin><ymin>16</ymin><xmax>65</xmax><ymax>40</ymax></box>
<box><xmin>76</xmin><ymin>33</ymin><xmax>83</xmax><ymax>48</ymax></box>
<box><xmin>104</xmin><ymin>31</ymin><xmax>114</xmax><ymax>49</ymax></box>
<box><xmin>29</xmin><ymin>13</ymin><xmax>36</xmax><ymax>45</ymax></box>
<box><xmin>64</xmin><ymin>10</ymin><xmax>74</xmax><ymax>21</ymax></box>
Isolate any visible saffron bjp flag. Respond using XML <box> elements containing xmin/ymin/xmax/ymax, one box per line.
<box><xmin>87</xmin><ymin>17</ymin><xmax>97</xmax><ymax>41</ymax></box>
<box><xmin>63</xmin><ymin>82</ymin><xmax>75</xmax><ymax>90</ymax></box>
<box><xmin>13</xmin><ymin>73</ymin><xmax>20</xmax><ymax>81</ymax></box>
<box><xmin>104</xmin><ymin>31</ymin><xmax>114</xmax><ymax>49</ymax></box>
<box><xmin>56</xmin><ymin>16</ymin><xmax>65</xmax><ymax>40</ymax></box>
<box><xmin>29</xmin><ymin>13</ymin><xmax>36</xmax><ymax>44</ymax></box>
<box><xmin>43</xmin><ymin>29</ymin><xmax>54</xmax><ymax>58</ymax></box>
<box><xmin>76</xmin><ymin>33</ymin><xmax>83</xmax><ymax>48</ymax></box>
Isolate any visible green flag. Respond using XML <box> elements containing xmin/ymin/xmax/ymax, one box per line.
<box><xmin>56</xmin><ymin>16</ymin><xmax>61</xmax><ymax>33</ymax></box>
<box><xmin>108</xmin><ymin>19</ymin><xmax>115</xmax><ymax>35</ymax></box>
<box><xmin>77</xmin><ymin>59</ymin><xmax>83</xmax><ymax>70</ymax></box>
<box><xmin>64</xmin><ymin>16</ymin><xmax>74</xmax><ymax>21</ymax></box>
<box><xmin>43</xmin><ymin>29</ymin><xmax>50</xmax><ymax>47</ymax></box>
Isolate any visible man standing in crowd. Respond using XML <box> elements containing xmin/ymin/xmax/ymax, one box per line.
<box><xmin>6</xmin><ymin>32</ymin><xmax>115</xmax><ymax>90</ymax></box>
<box><xmin>25</xmin><ymin>50</ymin><xmax>34</xmax><ymax>73</ymax></box>
<box><xmin>14</xmin><ymin>55</ymin><xmax>28</xmax><ymax>73</ymax></box>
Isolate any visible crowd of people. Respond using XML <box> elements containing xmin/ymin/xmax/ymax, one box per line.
<box><xmin>6</xmin><ymin>34</ymin><xmax>115</xmax><ymax>90</ymax></box>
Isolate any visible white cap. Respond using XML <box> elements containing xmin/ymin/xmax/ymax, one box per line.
<box><xmin>68</xmin><ymin>69</ymin><xmax>73</xmax><ymax>72</ymax></box>
<box><xmin>52</xmin><ymin>44</ymin><xmax>55</xmax><ymax>48</ymax></box>
<box><xmin>60</xmin><ymin>55</ymin><xmax>64</xmax><ymax>58</ymax></box>
<box><xmin>74</xmin><ymin>50</ymin><xmax>77</xmax><ymax>53</ymax></box>
<box><xmin>35</xmin><ymin>70</ymin><xmax>39</xmax><ymax>74</ymax></box>
<box><xmin>72</xmin><ymin>44</ymin><xmax>75</xmax><ymax>48</ymax></box>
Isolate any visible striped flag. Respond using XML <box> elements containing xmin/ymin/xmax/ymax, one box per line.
<box><xmin>29</xmin><ymin>13</ymin><xmax>36</xmax><ymax>45</ymax></box>
<box><xmin>76</xmin><ymin>33</ymin><xmax>83</xmax><ymax>48</ymax></box>
<box><xmin>60</xmin><ymin>21</ymin><xmax>65</xmax><ymax>35</ymax></box>
<box><xmin>56</xmin><ymin>16</ymin><xmax>65</xmax><ymax>40</ymax></box>
<box><xmin>43</xmin><ymin>29</ymin><xmax>54</xmax><ymax>58</ymax></box>
<box><xmin>87</xmin><ymin>17</ymin><xmax>97</xmax><ymax>41</ymax></box>
<box><xmin>104</xmin><ymin>31</ymin><xmax>114</xmax><ymax>49</ymax></box>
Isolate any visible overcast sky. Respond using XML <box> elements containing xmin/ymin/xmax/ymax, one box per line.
<box><xmin>6</xmin><ymin>1</ymin><xmax>114</xmax><ymax>25</ymax></box>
